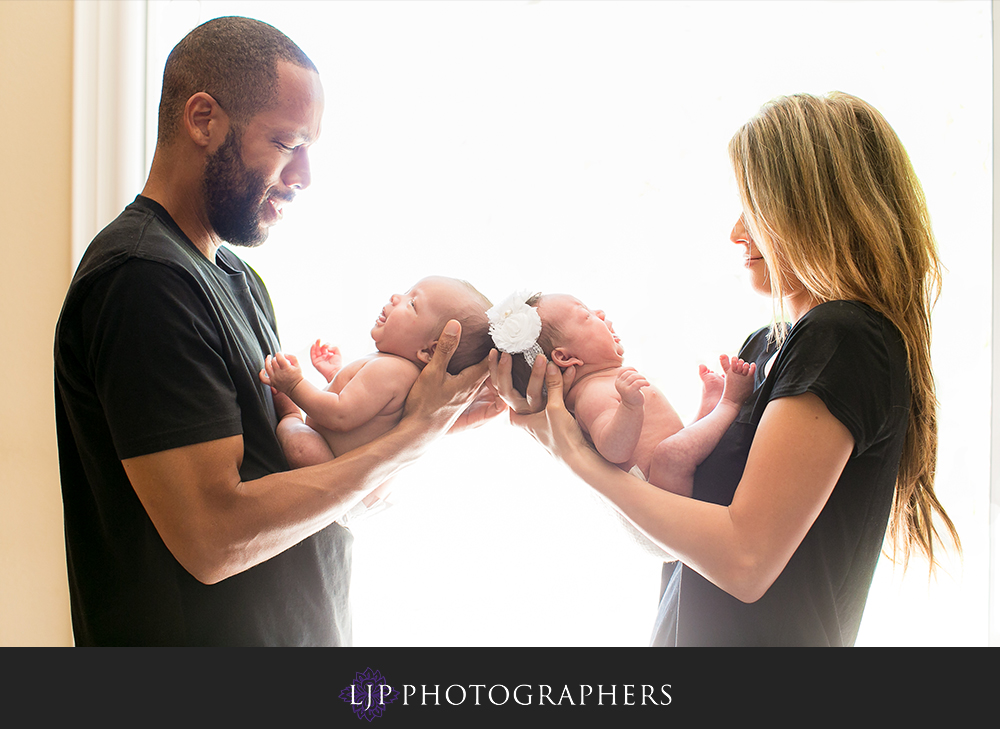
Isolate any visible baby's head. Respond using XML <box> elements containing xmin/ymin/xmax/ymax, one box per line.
<box><xmin>371</xmin><ymin>276</ymin><xmax>492</xmax><ymax>375</ymax></box>
<box><xmin>492</xmin><ymin>292</ymin><xmax>624</xmax><ymax>397</ymax></box>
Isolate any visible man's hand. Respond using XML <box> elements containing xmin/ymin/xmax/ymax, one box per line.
<box><xmin>402</xmin><ymin>320</ymin><xmax>491</xmax><ymax>436</ymax></box>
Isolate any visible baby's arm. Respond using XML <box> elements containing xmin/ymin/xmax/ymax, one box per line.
<box><xmin>647</xmin><ymin>355</ymin><xmax>755</xmax><ymax>496</ymax></box>
<box><xmin>260</xmin><ymin>353</ymin><xmax>412</xmax><ymax>433</ymax></box>
<box><xmin>575</xmin><ymin>368</ymin><xmax>649</xmax><ymax>465</ymax></box>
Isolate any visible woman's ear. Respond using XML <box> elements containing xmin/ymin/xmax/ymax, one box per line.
<box><xmin>416</xmin><ymin>341</ymin><xmax>437</xmax><ymax>366</ymax></box>
<box><xmin>183</xmin><ymin>92</ymin><xmax>229</xmax><ymax>149</ymax></box>
<box><xmin>550</xmin><ymin>347</ymin><xmax>583</xmax><ymax>368</ymax></box>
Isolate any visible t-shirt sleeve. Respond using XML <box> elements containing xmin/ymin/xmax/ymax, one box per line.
<box><xmin>767</xmin><ymin>303</ymin><xmax>897</xmax><ymax>456</ymax></box>
<box><xmin>83</xmin><ymin>259</ymin><xmax>244</xmax><ymax>459</ymax></box>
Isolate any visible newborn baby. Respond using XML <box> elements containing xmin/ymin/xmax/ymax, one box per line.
<box><xmin>490</xmin><ymin>291</ymin><xmax>755</xmax><ymax>497</ymax></box>
<box><xmin>262</xmin><ymin>276</ymin><xmax>492</xmax><ymax>522</ymax></box>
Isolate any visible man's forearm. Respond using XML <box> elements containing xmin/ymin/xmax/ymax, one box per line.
<box><xmin>124</xmin><ymin>413</ymin><xmax>444</xmax><ymax>585</ymax></box>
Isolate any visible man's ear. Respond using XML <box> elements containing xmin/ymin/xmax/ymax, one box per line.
<box><xmin>416</xmin><ymin>341</ymin><xmax>437</xmax><ymax>366</ymax></box>
<box><xmin>183</xmin><ymin>92</ymin><xmax>230</xmax><ymax>149</ymax></box>
<box><xmin>550</xmin><ymin>347</ymin><xmax>583</xmax><ymax>368</ymax></box>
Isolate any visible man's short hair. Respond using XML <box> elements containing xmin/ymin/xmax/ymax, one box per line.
<box><xmin>157</xmin><ymin>16</ymin><xmax>317</xmax><ymax>142</ymax></box>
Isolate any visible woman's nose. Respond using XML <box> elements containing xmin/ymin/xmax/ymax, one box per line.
<box><xmin>731</xmin><ymin>216</ymin><xmax>748</xmax><ymax>244</ymax></box>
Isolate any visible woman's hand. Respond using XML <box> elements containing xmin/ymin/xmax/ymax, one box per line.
<box><xmin>488</xmin><ymin>350</ymin><xmax>547</xmax><ymax>414</ymax></box>
<box><xmin>488</xmin><ymin>350</ymin><xmax>578</xmax><ymax>414</ymax></box>
<box><xmin>503</xmin><ymin>359</ymin><xmax>593</xmax><ymax>467</ymax></box>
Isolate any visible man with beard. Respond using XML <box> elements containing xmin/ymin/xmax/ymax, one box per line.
<box><xmin>53</xmin><ymin>17</ymin><xmax>498</xmax><ymax>646</ymax></box>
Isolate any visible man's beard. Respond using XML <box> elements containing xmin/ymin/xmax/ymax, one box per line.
<box><xmin>203</xmin><ymin>131</ymin><xmax>270</xmax><ymax>248</ymax></box>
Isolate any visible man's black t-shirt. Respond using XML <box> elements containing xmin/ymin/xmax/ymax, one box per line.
<box><xmin>54</xmin><ymin>196</ymin><xmax>353</xmax><ymax>646</ymax></box>
<box><xmin>650</xmin><ymin>301</ymin><xmax>909</xmax><ymax>646</ymax></box>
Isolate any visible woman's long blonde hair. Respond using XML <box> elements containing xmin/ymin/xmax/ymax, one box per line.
<box><xmin>728</xmin><ymin>91</ymin><xmax>959</xmax><ymax>569</ymax></box>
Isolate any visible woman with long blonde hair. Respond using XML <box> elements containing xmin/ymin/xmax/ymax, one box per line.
<box><xmin>490</xmin><ymin>92</ymin><xmax>959</xmax><ymax>646</ymax></box>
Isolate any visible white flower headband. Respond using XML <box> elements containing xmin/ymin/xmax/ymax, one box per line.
<box><xmin>487</xmin><ymin>290</ymin><xmax>544</xmax><ymax>366</ymax></box>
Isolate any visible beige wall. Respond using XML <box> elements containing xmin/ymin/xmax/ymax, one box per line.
<box><xmin>0</xmin><ymin>0</ymin><xmax>75</xmax><ymax>646</ymax></box>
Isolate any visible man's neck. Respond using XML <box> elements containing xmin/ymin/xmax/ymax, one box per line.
<box><xmin>142</xmin><ymin>156</ymin><xmax>222</xmax><ymax>262</ymax></box>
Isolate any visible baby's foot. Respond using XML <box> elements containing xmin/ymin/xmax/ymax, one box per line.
<box><xmin>694</xmin><ymin>363</ymin><xmax>725</xmax><ymax>420</ymax></box>
<box><xmin>719</xmin><ymin>354</ymin><xmax>756</xmax><ymax>407</ymax></box>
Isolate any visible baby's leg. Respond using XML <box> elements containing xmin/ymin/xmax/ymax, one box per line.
<box><xmin>277</xmin><ymin>418</ymin><xmax>336</xmax><ymax>469</ymax></box>
<box><xmin>647</xmin><ymin>356</ymin><xmax>755</xmax><ymax>496</ymax></box>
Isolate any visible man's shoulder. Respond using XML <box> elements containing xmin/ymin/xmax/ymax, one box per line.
<box><xmin>73</xmin><ymin>197</ymin><xmax>202</xmax><ymax>283</ymax></box>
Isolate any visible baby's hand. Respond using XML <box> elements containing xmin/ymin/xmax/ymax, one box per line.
<box><xmin>310</xmin><ymin>340</ymin><xmax>343</xmax><ymax>383</ymax></box>
<box><xmin>260</xmin><ymin>352</ymin><xmax>305</xmax><ymax>396</ymax></box>
<box><xmin>615</xmin><ymin>367</ymin><xmax>649</xmax><ymax>408</ymax></box>
<box><xmin>719</xmin><ymin>354</ymin><xmax>756</xmax><ymax>407</ymax></box>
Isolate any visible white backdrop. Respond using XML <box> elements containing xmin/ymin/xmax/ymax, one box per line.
<box><xmin>141</xmin><ymin>0</ymin><xmax>991</xmax><ymax>646</ymax></box>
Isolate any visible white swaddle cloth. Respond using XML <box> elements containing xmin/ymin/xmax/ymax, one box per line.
<box><xmin>593</xmin><ymin>465</ymin><xmax>677</xmax><ymax>562</ymax></box>
<box><xmin>336</xmin><ymin>496</ymin><xmax>393</xmax><ymax>528</ymax></box>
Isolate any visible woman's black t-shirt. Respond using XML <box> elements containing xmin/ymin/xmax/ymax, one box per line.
<box><xmin>650</xmin><ymin>301</ymin><xmax>909</xmax><ymax>646</ymax></box>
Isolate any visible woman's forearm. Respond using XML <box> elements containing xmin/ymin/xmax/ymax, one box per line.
<box><xmin>559</xmin><ymin>394</ymin><xmax>853</xmax><ymax>603</ymax></box>
<box><xmin>561</xmin><ymin>444</ymin><xmax>755</xmax><ymax>594</ymax></box>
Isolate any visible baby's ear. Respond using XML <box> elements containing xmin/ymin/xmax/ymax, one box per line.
<box><xmin>416</xmin><ymin>341</ymin><xmax>437</xmax><ymax>365</ymax></box>
<box><xmin>550</xmin><ymin>347</ymin><xmax>583</xmax><ymax>368</ymax></box>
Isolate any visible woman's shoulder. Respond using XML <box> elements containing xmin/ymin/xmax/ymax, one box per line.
<box><xmin>790</xmin><ymin>300</ymin><xmax>902</xmax><ymax>352</ymax></box>
<box><xmin>776</xmin><ymin>300</ymin><xmax>908</xmax><ymax>402</ymax></box>
<box><xmin>796</xmin><ymin>300</ymin><xmax>886</xmax><ymax>330</ymax></box>
<box><xmin>771</xmin><ymin>301</ymin><xmax>909</xmax><ymax>454</ymax></box>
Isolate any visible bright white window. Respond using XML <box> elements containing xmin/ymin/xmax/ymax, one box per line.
<box><xmin>86</xmin><ymin>0</ymin><xmax>992</xmax><ymax>645</ymax></box>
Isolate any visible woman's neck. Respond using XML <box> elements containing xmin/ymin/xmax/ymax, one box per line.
<box><xmin>785</xmin><ymin>288</ymin><xmax>822</xmax><ymax>324</ymax></box>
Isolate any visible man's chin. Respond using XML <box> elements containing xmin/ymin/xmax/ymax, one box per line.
<box><xmin>227</xmin><ymin>231</ymin><xmax>269</xmax><ymax>248</ymax></box>
<box><xmin>216</xmin><ymin>220</ymin><xmax>269</xmax><ymax>248</ymax></box>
